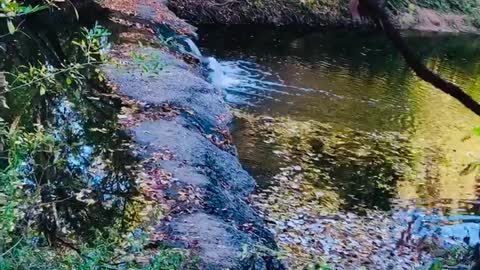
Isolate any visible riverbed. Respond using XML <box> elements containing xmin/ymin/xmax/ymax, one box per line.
<box><xmin>199</xmin><ymin>26</ymin><xmax>480</xmax><ymax>268</ymax></box>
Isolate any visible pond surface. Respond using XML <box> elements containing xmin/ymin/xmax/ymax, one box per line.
<box><xmin>199</xmin><ymin>26</ymin><xmax>480</xmax><ymax>268</ymax></box>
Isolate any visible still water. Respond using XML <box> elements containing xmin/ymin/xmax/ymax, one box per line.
<box><xmin>199</xmin><ymin>26</ymin><xmax>480</xmax><ymax>267</ymax></box>
<box><xmin>200</xmin><ymin>26</ymin><xmax>480</xmax><ymax>212</ymax></box>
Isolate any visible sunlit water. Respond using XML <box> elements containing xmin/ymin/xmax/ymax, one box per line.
<box><xmin>199</xmin><ymin>26</ymin><xmax>480</xmax><ymax>267</ymax></box>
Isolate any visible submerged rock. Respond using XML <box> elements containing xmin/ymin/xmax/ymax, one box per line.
<box><xmin>103</xmin><ymin>48</ymin><xmax>232</xmax><ymax>130</ymax></box>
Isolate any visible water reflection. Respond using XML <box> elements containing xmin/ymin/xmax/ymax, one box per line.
<box><xmin>200</xmin><ymin>27</ymin><xmax>480</xmax><ymax>267</ymax></box>
<box><xmin>0</xmin><ymin>11</ymin><xmax>141</xmax><ymax>243</ymax></box>
<box><xmin>200</xmin><ymin>26</ymin><xmax>480</xmax><ymax>213</ymax></box>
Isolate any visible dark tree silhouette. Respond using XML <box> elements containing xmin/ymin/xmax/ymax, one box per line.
<box><xmin>350</xmin><ymin>0</ymin><xmax>480</xmax><ymax>116</ymax></box>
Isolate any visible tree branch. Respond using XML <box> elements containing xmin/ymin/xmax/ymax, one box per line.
<box><xmin>362</xmin><ymin>0</ymin><xmax>480</xmax><ymax>116</ymax></box>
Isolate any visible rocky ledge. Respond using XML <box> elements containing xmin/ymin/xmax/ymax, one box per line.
<box><xmin>99</xmin><ymin>2</ymin><xmax>283</xmax><ymax>268</ymax></box>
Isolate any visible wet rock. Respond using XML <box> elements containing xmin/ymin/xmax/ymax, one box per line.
<box><xmin>101</xmin><ymin>0</ymin><xmax>196</xmax><ymax>36</ymax></box>
<box><xmin>131</xmin><ymin>118</ymin><xmax>254</xmax><ymax>196</ymax></box>
<box><xmin>169</xmin><ymin>213</ymin><xmax>242</xmax><ymax>269</ymax></box>
<box><xmin>103</xmin><ymin>47</ymin><xmax>232</xmax><ymax>129</ymax></box>
<box><xmin>130</xmin><ymin>118</ymin><xmax>279</xmax><ymax>268</ymax></box>
<box><xmin>104</xmin><ymin>36</ymin><xmax>282</xmax><ymax>268</ymax></box>
<box><xmin>161</xmin><ymin>160</ymin><xmax>210</xmax><ymax>186</ymax></box>
<box><xmin>167</xmin><ymin>212</ymin><xmax>280</xmax><ymax>270</ymax></box>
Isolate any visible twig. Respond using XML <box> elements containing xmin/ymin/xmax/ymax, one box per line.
<box><xmin>0</xmin><ymin>236</ymin><xmax>25</xmax><ymax>257</ymax></box>
<box><xmin>363</xmin><ymin>0</ymin><xmax>480</xmax><ymax>116</ymax></box>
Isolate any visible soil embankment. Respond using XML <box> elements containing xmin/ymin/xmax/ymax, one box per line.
<box><xmin>167</xmin><ymin>0</ymin><xmax>479</xmax><ymax>33</ymax></box>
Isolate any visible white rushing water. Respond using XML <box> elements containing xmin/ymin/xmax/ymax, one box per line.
<box><xmin>203</xmin><ymin>56</ymin><xmax>328</xmax><ymax>106</ymax></box>
<box><xmin>184</xmin><ymin>37</ymin><xmax>203</xmax><ymax>58</ymax></box>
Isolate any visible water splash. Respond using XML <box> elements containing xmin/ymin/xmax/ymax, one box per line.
<box><xmin>204</xmin><ymin>57</ymin><xmax>328</xmax><ymax>105</ymax></box>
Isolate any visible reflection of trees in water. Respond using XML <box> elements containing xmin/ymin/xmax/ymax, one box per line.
<box><xmin>414</xmin><ymin>147</ymin><xmax>443</xmax><ymax>208</ymax></box>
<box><xmin>220</xmin><ymin>28</ymin><xmax>480</xmax><ymax>212</ymax></box>
<box><xmin>0</xmin><ymin>7</ymin><xmax>146</xmax><ymax>243</ymax></box>
<box><xmin>250</xmin><ymin>116</ymin><xmax>414</xmax><ymax>212</ymax></box>
<box><xmin>200</xmin><ymin>26</ymin><xmax>480</xmax><ymax>81</ymax></box>
<box><xmin>8</xmin><ymin>96</ymin><xmax>141</xmax><ymax>243</ymax></box>
<box><xmin>1</xmin><ymin>65</ymin><xmax>139</xmax><ymax>244</ymax></box>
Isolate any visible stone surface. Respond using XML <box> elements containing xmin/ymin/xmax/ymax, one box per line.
<box><xmin>169</xmin><ymin>213</ymin><xmax>244</xmax><ymax>269</ymax></box>
<box><xmin>411</xmin><ymin>8</ymin><xmax>477</xmax><ymax>33</ymax></box>
<box><xmin>104</xmin><ymin>48</ymin><xmax>232</xmax><ymax>129</ymax></box>
<box><xmin>131</xmin><ymin>118</ymin><xmax>254</xmax><ymax>196</ymax></box>
<box><xmin>102</xmin><ymin>0</ymin><xmax>196</xmax><ymax>36</ymax></box>
<box><xmin>104</xmin><ymin>43</ymin><xmax>281</xmax><ymax>268</ymax></box>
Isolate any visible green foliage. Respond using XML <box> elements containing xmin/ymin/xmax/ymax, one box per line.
<box><xmin>0</xmin><ymin>231</ymin><xmax>196</xmax><ymax>270</ymax></box>
<box><xmin>146</xmin><ymin>249</ymin><xmax>193</xmax><ymax>270</ymax></box>
<box><xmin>131</xmin><ymin>51</ymin><xmax>164</xmax><ymax>76</ymax></box>
<box><xmin>157</xmin><ymin>33</ymin><xmax>179</xmax><ymax>48</ymax></box>
<box><xmin>240</xmin><ymin>244</ymin><xmax>286</xmax><ymax>269</ymax></box>
<box><xmin>413</xmin><ymin>0</ymin><xmax>478</xmax><ymax>14</ymax></box>
<box><xmin>0</xmin><ymin>0</ymin><xmax>48</xmax><ymax>34</ymax></box>
<box><xmin>3</xmin><ymin>23</ymin><xmax>110</xmax><ymax>117</ymax></box>
<box><xmin>72</xmin><ymin>23</ymin><xmax>111</xmax><ymax>64</ymax></box>
<box><xmin>0</xmin><ymin>21</ymin><xmax>199</xmax><ymax>269</ymax></box>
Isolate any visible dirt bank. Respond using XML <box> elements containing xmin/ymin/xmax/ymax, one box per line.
<box><xmin>168</xmin><ymin>0</ymin><xmax>354</xmax><ymax>26</ymax></box>
<box><xmin>99</xmin><ymin>1</ymin><xmax>283</xmax><ymax>269</ymax></box>
<box><xmin>167</xmin><ymin>0</ymin><xmax>479</xmax><ymax>33</ymax></box>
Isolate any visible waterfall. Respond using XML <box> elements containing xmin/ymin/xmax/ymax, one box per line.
<box><xmin>177</xmin><ymin>37</ymin><xmax>312</xmax><ymax>105</ymax></box>
<box><xmin>183</xmin><ymin>38</ymin><xmax>203</xmax><ymax>58</ymax></box>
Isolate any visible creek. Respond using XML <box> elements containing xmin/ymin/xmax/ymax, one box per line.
<box><xmin>199</xmin><ymin>26</ymin><xmax>480</xmax><ymax>268</ymax></box>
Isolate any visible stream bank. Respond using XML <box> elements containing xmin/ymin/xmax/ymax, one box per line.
<box><xmin>167</xmin><ymin>0</ymin><xmax>479</xmax><ymax>34</ymax></box>
<box><xmin>0</xmin><ymin>1</ymin><xmax>283</xmax><ymax>269</ymax></box>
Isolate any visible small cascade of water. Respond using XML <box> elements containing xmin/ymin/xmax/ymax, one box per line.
<box><xmin>204</xmin><ymin>56</ymin><xmax>324</xmax><ymax>105</ymax></box>
<box><xmin>179</xmin><ymin>37</ymin><xmax>319</xmax><ymax>106</ymax></box>
<box><xmin>183</xmin><ymin>37</ymin><xmax>203</xmax><ymax>58</ymax></box>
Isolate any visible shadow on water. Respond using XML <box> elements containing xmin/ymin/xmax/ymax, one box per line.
<box><xmin>0</xmin><ymin>7</ymin><xmax>141</xmax><ymax>242</ymax></box>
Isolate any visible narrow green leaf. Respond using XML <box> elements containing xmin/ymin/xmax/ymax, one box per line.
<box><xmin>6</xmin><ymin>20</ymin><xmax>15</xmax><ymax>34</ymax></box>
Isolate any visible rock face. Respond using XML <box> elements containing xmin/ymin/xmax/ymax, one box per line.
<box><xmin>101</xmin><ymin>0</ymin><xmax>196</xmax><ymax>36</ymax></box>
<box><xmin>104</xmin><ymin>48</ymin><xmax>232</xmax><ymax>129</ymax></box>
<box><xmin>104</xmin><ymin>45</ymin><xmax>282</xmax><ymax>269</ymax></box>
